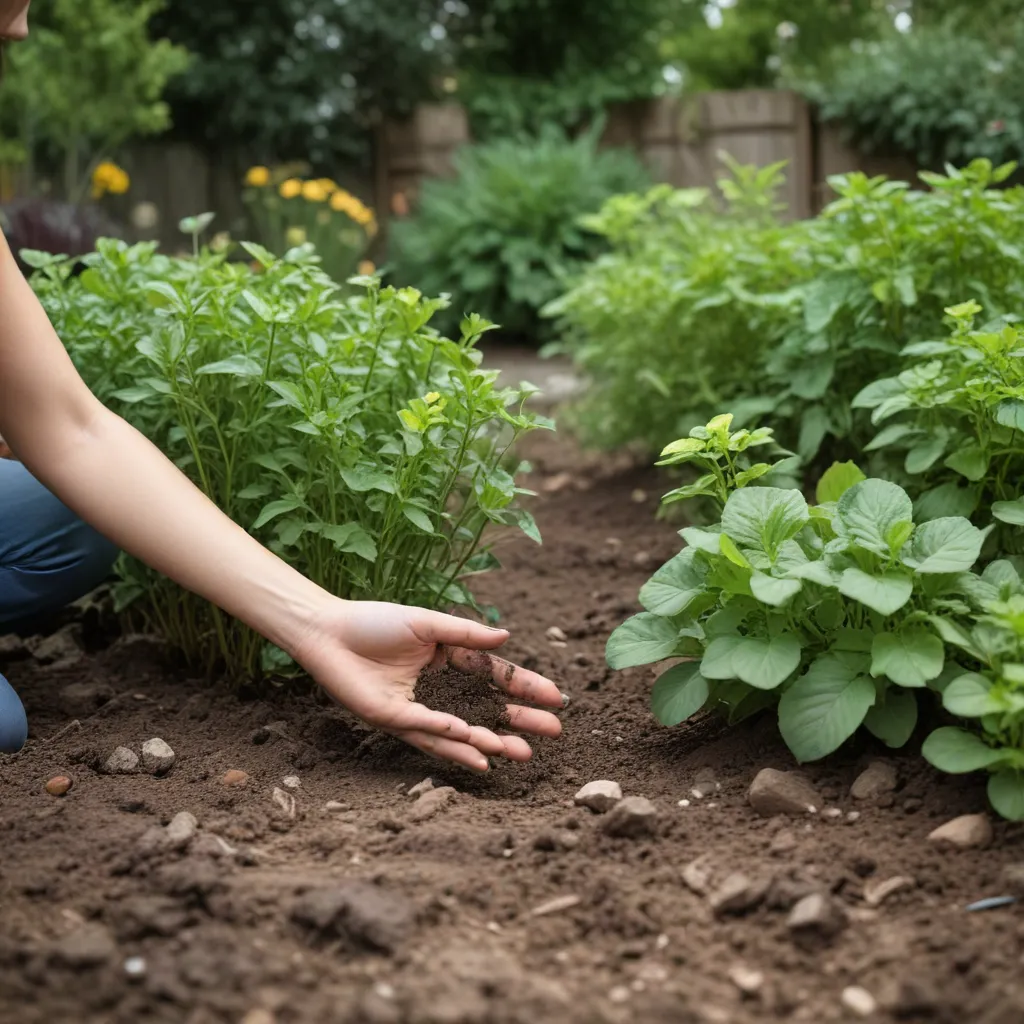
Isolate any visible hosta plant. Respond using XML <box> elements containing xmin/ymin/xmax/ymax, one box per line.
<box><xmin>30</xmin><ymin>236</ymin><xmax>551</xmax><ymax>679</ymax></box>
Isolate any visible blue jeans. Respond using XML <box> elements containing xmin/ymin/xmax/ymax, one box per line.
<box><xmin>0</xmin><ymin>460</ymin><xmax>118</xmax><ymax>751</ymax></box>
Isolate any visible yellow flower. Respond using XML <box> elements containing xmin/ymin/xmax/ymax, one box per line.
<box><xmin>285</xmin><ymin>226</ymin><xmax>307</xmax><ymax>247</ymax></box>
<box><xmin>301</xmin><ymin>180</ymin><xmax>328</xmax><ymax>202</ymax></box>
<box><xmin>358</xmin><ymin>260</ymin><xmax>376</xmax><ymax>276</ymax></box>
<box><xmin>424</xmin><ymin>392</ymin><xmax>440</xmax><ymax>404</ymax></box>
<box><xmin>317</xmin><ymin>178</ymin><xmax>339</xmax><ymax>194</ymax></box>
<box><xmin>330</xmin><ymin>189</ymin><xmax>356</xmax><ymax>214</ymax></box>
<box><xmin>244</xmin><ymin>165</ymin><xmax>270</xmax><ymax>188</ymax></box>
<box><xmin>91</xmin><ymin>160</ymin><xmax>130</xmax><ymax>199</ymax></box>
<box><xmin>279</xmin><ymin>178</ymin><xmax>303</xmax><ymax>199</ymax></box>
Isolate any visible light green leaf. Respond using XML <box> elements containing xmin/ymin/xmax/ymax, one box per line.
<box><xmin>914</xmin><ymin>482</ymin><xmax>979</xmax><ymax>522</ymax></box>
<box><xmin>242</xmin><ymin>289</ymin><xmax>274</xmax><ymax>322</ymax></box>
<box><xmin>863</xmin><ymin>690</ymin><xmax>918</xmax><ymax>749</ymax></box>
<box><xmin>905</xmin><ymin>436</ymin><xmax>946</xmax><ymax>475</ymax></box>
<box><xmin>993</xmin><ymin>498</ymin><xmax>1024</xmax><ymax>526</ymax></box>
<box><xmin>870</xmin><ymin>628</ymin><xmax>944</xmax><ymax>687</ymax></box>
<box><xmin>865</xmin><ymin>422</ymin><xmax>922</xmax><ymax>452</ymax></box>
<box><xmin>943</xmin><ymin>673</ymin><xmax>1003</xmax><ymax>717</ymax></box>
<box><xmin>651</xmin><ymin>662</ymin><xmax>710</xmax><ymax>726</ymax></box>
<box><xmin>402</xmin><ymin>505</ymin><xmax>435</xmax><ymax>534</ymax></box>
<box><xmin>944</xmin><ymin>445</ymin><xmax>989</xmax><ymax>482</ymax></box>
<box><xmin>750</xmin><ymin>572</ymin><xmax>802</xmax><ymax>607</ymax></box>
<box><xmin>815</xmin><ymin>461</ymin><xmax>866</xmax><ymax>505</ymax></box>
<box><xmin>701</xmin><ymin>635</ymin><xmax>742</xmax><ymax>680</ymax></box>
<box><xmin>606</xmin><ymin>614</ymin><xmax>683</xmax><ymax>669</ymax></box>
<box><xmin>719</xmin><ymin>533</ymin><xmax>752</xmax><ymax>568</ymax></box>
<box><xmin>923</xmin><ymin>727</ymin><xmax>1007</xmax><ymax>774</ymax></box>
<box><xmin>197</xmin><ymin>354</ymin><xmax>263</xmax><ymax>377</ymax></box>
<box><xmin>640</xmin><ymin>549</ymin><xmax>708</xmax><ymax>616</ymax></box>
<box><xmin>341</xmin><ymin>466</ymin><xmax>397</xmax><ymax>494</ymax></box>
<box><xmin>837</xmin><ymin>479</ymin><xmax>913</xmax><ymax>557</ymax></box>
<box><xmin>988</xmin><ymin>770</ymin><xmax>1024</xmax><ymax>821</ymax></box>
<box><xmin>320</xmin><ymin>523</ymin><xmax>377</xmax><ymax>562</ymax></box>
<box><xmin>996</xmin><ymin>400</ymin><xmax>1024</xmax><ymax>431</ymax></box>
<box><xmin>110</xmin><ymin>385</ymin><xmax>157</xmax><ymax>403</ymax></box>
<box><xmin>778</xmin><ymin>654</ymin><xmax>876</xmax><ymax>762</ymax></box>
<box><xmin>721</xmin><ymin>487</ymin><xmax>809</xmax><ymax>557</ymax></box>
<box><xmin>783</xmin><ymin>560</ymin><xmax>837</xmax><ymax>587</ymax></box>
<box><xmin>252</xmin><ymin>496</ymin><xmax>305</xmax><ymax>530</ymax></box>
<box><xmin>903</xmin><ymin>517</ymin><xmax>986</xmax><ymax>573</ymax></box>
<box><xmin>838</xmin><ymin>568</ymin><xmax>913</xmax><ymax>615</ymax></box>
<box><xmin>729</xmin><ymin>633</ymin><xmax>803</xmax><ymax>689</ymax></box>
<box><xmin>798</xmin><ymin>405</ymin><xmax>830</xmax><ymax>462</ymax></box>
<box><xmin>680</xmin><ymin>526</ymin><xmax>721</xmax><ymax>555</ymax></box>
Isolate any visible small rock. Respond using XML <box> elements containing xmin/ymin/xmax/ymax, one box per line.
<box><xmin>850</xmin><ymin>761</ymin><xmax>897</xmax><ymax>801</ymax></box>
<box><xmin>282</xmin><ymin>775</ymin><xmax>301</xmax><ymax>790</ymax></box>
<box><xmin>902</xmin><ymin>797</ymin><xmax>923</xmax><ymax>814</ymax></box>
<box><xmin>1000</xmin><ymin>863</ymin><xmax>1024</xmax><ymax>897</ymax></box>
<box><xmin>141</xmin><ymin>738</ymin><xmax>176</xmax><ymax>775</ymax></box>
<box><xmin>769</xmin><ymin>829</ymin><xmax>798</xmax><ymax>854</ymax></box>
<box><xmin>532</xmin><ymin>829</ymin><xmax>579</xmax><ymax>853</ymax></box>
<box><xmin>574</xmin><ymin>780</ymin><xmax>622</xmax><ymax>813</ymax></box>
<box><xmin>864</xmin><ymin>875</ymin><xmax>915</xmax><ymax>907</ymax></box>
<box><xmin>542</xmin><ymin>472</ymin><xmax>574</xmax><ymax>494</ymax></box>
<box><xmin>787</xmin><ymin>893</ymin><xmax>847</xmax><ymax>941</ymax></box>
<box><xmin>272</xmin><ymin>787</ymin><xmax>297</xmax><ymax>819</ymax></box>
<box><xmin>164</xmin><ymin>811</ymin><xmax>198</xmax><ymax>852</ymax></box>
<box><xmin>0</xmin><ymin>633</ymin><xmax>29</xmax><ymax>662</ymax></box>
<box><xmin>633</xmin><ymin>551</ymin><xmax>652</xmax><ymax>569</ymax></box>
<box><xmin>50</xmin><ymin>924</ymin><xmax>117</xmax><ymax>969</ymax></box>
<box><xmin>103</xmin><ymin>746</ymin><xmax>139</xmax><ymax>774</ymax></box>
<box><xmin>123</xmin><ymin>956</ymin><xmax>147</xmax><ymax>979</ymax></box>
<box><xmin>406</xmin><ymin>778</ymin><xmax>434</xmax><ymax>799</ymax></box>
<box><xmin>846</xmin><ymin>811</ymin><xmax>861</xmax><ymax>824</ymax></box>
<box><xmin>609</xmin><ymin>985</ymin><xmax>631</xmax><ymax>1004</ymax></box>
<box><xmin>291</xmin><ymin>882</ymin><xmax>412</xmax><ymax>953</ymax></box>
<box><xmin>58</xmin><ymin>681</ymin><xmax>114</xmax><ymax>718</ymax></box>
<box><xmin>631</xmin><ymin>489</ymin><xmax>648</xmax><ymax>504</ymax></box>
<box><xmin>221</xmin><ymin>769</ymin><xmax>250</xmax><ymax>788</ymax></box>
<box><xmin>409</xmin><ymin>786</ymin><xmax>456</xmax><ymax>823</ymax></box>
<box><xmin>880</xmin><ymin>979</ymin><xmax>938</xmax><ymax>1018</ymax></box>
<box><xmin>728</xmin><ymin>965</ymin><xmax>764</xmax><ymax>997</ymax></box>
<box><xmin>748</xmin><ymin>769</ymin><xmax>821</xmax><ymax>817</ymax></box>
<box><xmin>530</xmin><ymin>894</ymin><xmax>582</xmax><ymax>917</ymax></box>
<box><xmin>682</xmin><ymin>856</ymin><xmax>713</xmax><ymax>895</ymax></box>
<box><xmin>927</xmin><ymin>813</ymin><xmax>993</xmax><ymax>850</ymax></box>
<box><xmin>765</xmin><ymin>876</ymin><xmax>819</xmax><ymax>912</ymax></box>
<box><xmin>45</xmin><ymin>775</ymin><xmax>73</xmax><ymax>797</ymax></box>
<box><xmin>708</xmin><ymin>873</ymin><xmax>770</xmax><ymax>916</ymax></box>
<box><xmin>29</xmin><ymin>625</ymin><xmax>82</xmax><ymax>666</ymax></box>
<box><xmin>545</xmin><ymin>626</ymin><xmax>568</xmax><ymax>643</ymax></box>
<box><xmin>600</xmin><ymin>796</ymin><xmax>658</xmax><ymax>839</ymax></box>
<box><xmin>324</xmin><ymin>800</ymin><xmax>351</xmax><ymax>812</ymax></box>
<box><xmin>841</xmin><ymin>986</ymin><xmax>878</xmax><ymax>1018</ymax></box>
<box><xmin>241</xmin><ymin>1011</ymin><xmax>277</xmax><ymax>1024</ymax></box>
<box><xmin>191</xmin><ymin>832</ymin><xmax>237</xmax><ymax>859</ymax></box>
<box><xmin>820</xmin><ymin>807</ymin><xmax>843</xmax><ymax>821</ymax></box>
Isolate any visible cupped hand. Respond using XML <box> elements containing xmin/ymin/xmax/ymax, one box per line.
<box><xmin>292</xmin><ymin>599</ymin><xmax>565</xmax><ymax>771</ymax></box>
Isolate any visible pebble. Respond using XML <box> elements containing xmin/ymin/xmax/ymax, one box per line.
<box><xmin>29</xmin><ymin>626</ymin><xmax>82</xmax><ymax>666</ymax></box>
<box><xmin>530</xmin><ymin>894</ymin><xmax>582</xmax><ymax>917</ymax></box>
<box><xmin>787</xmin><ymin>893</ymin><xmax>848</xmax><ymax>941</ymax></box>
<box><xmin>927</xmin><ymin>813</ymin><xmax>993</xmax><ymax>850</ymax></box>
<box><xmin>841</xmin><ymin>986</ymin><xmax>877</xmax><ymax>1018</ymax></box>
<box><xmin>164</xmin><ymin>811</ymin><xmax>198</xmax><ymax>852</ymax></box>
<box><xmin>272</xmin><ymin>787</ymin><xmax>297</xmax><ymax>819</ymax></box>
<box><xmin>708</xmin><ymin>873</ymin><xmax>770</xmax><ymax>916</ymax></box>
<box><xmin>820</xmin><ymin>807</ymin><xmax>843</xmax><ymax>821</ymax></box>
<box><xmin>850</xmin><ymin>761</ymin><xmax>897</xmax><ymax>801</ymax></box>
<box><xmin>728</xmin><ymin>965</ymin><xmax>765</xmax><ymax>996</ymax></box>
<box><xmin>325</xmin><ymin>800</ymin><xmax>351</xmax><ymax>812</ymax></box>
<box><xmin>409</xmin><ymin>786</ymin><xmax>456</xmax><ymax>823</ymax></box>
<box><xmin>600</xmin><ymin>796</ymin><xmax>658</xmax><ymax>839</ymax></box>
<box><xmin>103</xmin><ymin>746</ymin><xmax>139</xmax><ymax>774</ymax></box>
<box><xmin>609</xmin><ymin>985</ymin><xmax>631</xmax><ymax>1004</ymax></box>
<box><xmin>574</xmin><ymin>779</ymin><xmax>622</xmax><ymax>813</ymax></box>
<box><xmin>291</xmin><ymin>882</ymin><xmax>412</xmax><ymax>953</ymax></box>
<box><xmin>282</xmin><ymin>775</ymin><xmax>301</xmax><ymax>790</ymax></box>
<box><xmin>769</xmin><ymin>829</ymin><xmax>798</xmax><ymax>854</ymax></box>
<box><xmin>49</xmin><ymin>924</ymin><xmax>117</xmax><ymax>968</ymax></box>
<box><xmin>1000</xmin><ymin>863</ymin><xmax>1024</xmax><ymax>897</ymax></box>
<box><xmin>407</xmin><ymin>778</ymin><xmax>434</xmax><ymax>799</ymax></box>
<box><xmin>222</xmin><ymin>769</ymin><xmax>250</xmax><ymax>788</ymax></box>
<box><xmin>864</xmin><ymin>875</ymin><xmax>915</xmax><ymax>907</ymax></box>
<box><xmin>141</xmin><ymin>738</ymin><xmax>176</xmax><ymax>776</ymax></box>
<box><xmin>545</xmin><ymin>626</ymin><xmax>568</xmax><ymax>643</ymax></box>
<box><xmin>846</xmin><ymin>811</ymin><xmax>861</xmax><ymax>824</ymax></box>
<box><xmin>748</xmin><ymin>769</ymin><xmax>821</xmax><ymax>817</ymax></box>
<box><xmin>123</xmin><ymin>956</ymin><xmax>147</xmax><ymax>979</ymax></box>
<box><xmin>241</xmin><ymin>1011</ymin><xmax>277</xmax><ymax>1024</ymax></box>
<box><xmin>631</xmin><ymin>489</ymin><xmax>648</xmax><ymax>503</ymax></box>
<box><xmin>682</xmin><ymin>856</ymin><xmax>713</xmax><ymax>895</ymax></box>
<box><xmin>45</xmin><ymin>775</ymin><xmax>73</xmax><ymax>797</ymax></box>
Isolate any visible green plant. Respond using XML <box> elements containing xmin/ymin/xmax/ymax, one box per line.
<box><xmin>854</xmin><ymin>301</ymin><xmax>1024</xmax><ymax>542</ymax></box>
<box><xmin>31</xmin><ymin>236</ymin><xmax>551</xmax><ymax>679</ymax></box>
<box><xmin>391</xmin><ymin>124</ymin><xmax>649</xmax><ymax>342</ymax></box>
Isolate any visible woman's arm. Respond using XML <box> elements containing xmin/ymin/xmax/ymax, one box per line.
<box><xmin>0</xmin><ymin>232</ymin><xmax>563</xmax><ymax>768</ymax></box>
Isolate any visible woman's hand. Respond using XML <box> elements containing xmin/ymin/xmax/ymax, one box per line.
<box><xmin>292</xmin><ymin>599</ymin><xmax>565</xmax><ymax>771</ymax></box>
<box><xmin>0</xmin><ymin>433</ymin><xmax>15</xmax><ymax>460</ymax></box>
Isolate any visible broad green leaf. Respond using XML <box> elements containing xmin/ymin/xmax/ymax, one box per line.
<box><xmin>253</xmin><ymin>496</ymin><xmax>305</xmax><ymax>530</ymax></box>
<box><xmin>320</xmin><ymin>523</ymin><xmax>377</xmax><ymax>562</ymax></box>
<box><xmin>719</xmin><ymin>533</ymin><xmax>752</xmax><ymax>568</ymax></box>
<box><xmin>680</xmin><ymin>526</ymin><xmax>721</xmax><ymax>555</ymax></box>
<box><xmin>798</xmin><ymin>405</ymin><xmax>830</xmax><ymax>462</ymax></box>
<box><xmin>870</xmin><ymin>628</ymin><xmax>944</xmax><ymax>688</ymax></box>
<box><xmin>983</xmin><ymin>559</ymin><xmax>1022</xmax><ymax>594</ymax></box>
<box><xmin>700</xmin><ymin>635</ymin><xmax>742</xmax><ymax>680</ymax></box>
<box><xmin>790</xmin><ymin>353</ymin><xmax>835</xmax><ymax>400</ymax></box>
<box><xmin>903</xmin><ymin>517</ymin><xmax>986</xmax><ymax>573</ymax></box>
<box><xmin>944</xmin><ymin>445</ymin><xmax>989</xmax><ymax>482</ymax></box>
<box><xmin>837</xmin><ymin>479</ymin><xmax>913</xmax><ymax>557</ymax></box>
<box><xmin>110</xmin><ymin>385</ymin><xmax>157</xmax><ymax>403</ymax></box>
<box><xmin>778</xmin><ymin>655</ymin><xmax>876</xmax><ymax>762</ymax></box>
<box><xmin>927</xmin><ymin>614</ymin><xmax>983</xmax><ymax>659</ymax></box>
<box><xmin>512</xmin><ymin>508</ymin><xmax>542</xmax><ymax>545</ymax></box>
<box><xmin>783</xmin><ymin>560</ymin><xmax>836</xmax><ymax>587</ymax></box>
<box><xmin>993</xmin><ymin>498</ymin><xmax>1024</xmax><ymax>526</ymax></box>
<box><xmin>651</xmin><ymin>662</ymin><xmax>710</xmax><ymax>726</ymax></box>
<box><xmin>402</xmin><ymin>505</ymin><xmax>435</xmax><ymax>534</ymax></box>
<box><xmin>705</xmin><ymin>601</ymin><xmax>754</xmax><ymax>637</ymax></box>
<box><xmin>905</xmin><ymin>436</ymin><xmax>946</xmax><ymax>475</ymax></box>
<box><xmin>988</xmin><ymin>771</ymin><xmax>1024</xmax><ymax>821</ymax></box>
<box><xmin>196</xmin><ymin>354</ymin><xmax>262</xmax><ymax>377</ymax></box>
<box><xmin>838</xmin><ymin>568</ymin><xmax>913</xmax><ymax>615</ymax></box>
<box><xmin>943</xmin><ymin>673</ymin><xmax>1003</xmax><ymax>717</ymax></box>
<box><xmin>914</xmin><ymin>482</ymin><xmax>979</xmax><ymax>522</ymax></box>
<box><xmin>995</xmin><ymin>400</ymin><xmax>1024</xmax><ymax>431</ymax></box>
<box><xmin>659</xmin><ymin>437</ymin><xmax>705</xmax><ymax>460</ymax></box>
<box><xmin>606</xmin><ymin>614</ymin><xmax>682</xmax><ymax>669</ymax></box>
<box><xmin>815</xmin><ymin>461</ymin><xmax>866</xmax><ymax>505</ymax></box>
<box><xmin>640</xmin><ymin>549</ymin><xmax>708</xmax><ymax>616</ymax></box>
<box><xmin>734</xmin><ymin>463</ymin><xmax>773</xmax><ymax>488</ymax></box>
<box><xmin>341</xmin><ymin>466</ymin><xmax>397</xmax><ymax>494</ymax></box>
<box><xmin>750</xmin><ymin>572</ymin><xmax>802</xmax><ymax>606</ymax></box>
<box><xmin>863</xmin><ymin>689</ymin><xmax>918</xmax><ymax>748</ymax></box>
<box><xmin>865</xmin><ymin>422</ymin><xmax>922</xmax><ymax>452</ymax></box>
<box><xmin>721</xmin><ymin>487</ymin><xmax>808</xmax><ymax>558</ymax></box>
<box><xmin>236</xmin><ymin>483</ymin><xmax>271</xmax><ymax>500</ymax></box>
<box><xmin>922</xmin><ymin>727</ymin><xmax>1007</xmax><ymax>773</ymax></box>
<box><xmin>729</xmin><ymin>633</ymin><xmax>802</xmax><ymax>689</ymax></box>
<box><xmin>242</xmin><ymin>289</ymin><xmax>274</xmax><ymax>322</ymax></box>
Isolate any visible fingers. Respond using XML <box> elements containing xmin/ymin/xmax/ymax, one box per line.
<box><xmin>397</xmin><ymin>730</ymin><xmax>490</xmax><ymax>772</ymax></box>
<box><xmin>384</xmin><ymin>703</ymin><xmax>472</xmax><ymax>742</ymax></box>
<box><xmin>446</xmin><ymin>647</ymin><xmax>565</xmax><ymax>709</ymax></box>
<box><xmin>416</xmin><ymin>610</ymin><xmax>509</xmax><ymax>652</ymax></box>
<box><xmin>504</xmin><ymin>704</ymin><xmax>563</xmax><ymax>738</ymax></box>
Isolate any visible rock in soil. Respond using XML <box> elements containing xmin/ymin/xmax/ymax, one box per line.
<box><xmin>416</xmin><ymin>666</ymin><xmax>509</xmax><ymax>733</ymax></box>
<box><xmin>530</xmin><ymin>894</ymin><xmax>582</xmax><ymax>917</ymax></box>
<box><xmin>850</xmin><ymin>761</ymin><xmax>898</xmax><ymax>801</ymax></box>
<box><xmin>880</xmin><ymin>979</ymin><xmax>939</xmax><ymax>1018</ymax></box>
<box><xmin>787</xmin><ymin>893</ymin><xmax>848</xmax><ymax>942</ymax></box>
<box><xmin>1000</xmin><ymin>863</ymin><xmax>1024</xmax><ymax>897</ymax></box>
<box><xmin>407</xmin><ymin>778</ymin><xmax>434</xmax><ymax>799</ymax></box>
<box><xmin>49</xmin><ymin>924</ymin><xmax>117</xmax><ymax>969</ymax></box>
<box><xmin>682</xmin><ymin>856</ymin><xmax>714</xmax><ymax>895</ymax></box>
<box><xmin>0</xmin><ymin>633</ymin><xmax>29</xmax><ymax>662</ymax></box>
<box><xmin>45</xmin><ymin>775</ymin><xmax>73</xmax><ymax>797</ymax></box>
<box><xmin>546</xmin><ymin>626</ymin><xmax>568</xmax><ymax>643</ymax></box>
<box><xmin>574</xmin><ymin>779</ymin><xmax>622</xmax><ymax>813</ymax></box>
<box><xmin>927</xmin><ymin>814</ymin><xmax>993</xmax><ymax>850</ymax></box>
<box><xmin>291</xmin><ymin>882</ymin><xmax>413</xmax><ymax>953</ymax></box>
<box><xmin>864</xmin><ymin>875</ymin><xmax>915</xmax><ymax>907</ymax></box>
<box><xmin>141</xmin><ymin>737</ymin><xmax>176</xmax><ymax>775</ymax></box>
<box><xmin>282</xmin><ymin>775</ymin><xmax>301</xmax><ymax>790</ymax></box>
<box><xmin>29</xmin><ymin>625</ymin><xmax>82</xmax><ymax>666</ymax></box>
<box><xmin>221</xmin><ymin>769</ymin><xmax>250</xmax><ymax>788</ymax></box>
<box><xmin>748</xmin><ymin>769</ymin><xmax>821</xmax><ymax>817</ymax></box>
<box><xmin>708</xmin><ymin>873</ymin><xmax>771</xmax><ymax>917</ymax></box>
<box><xmin>58</xmin><ymin>680</ymin><xmax>114</xmax><ymax>718</ymax></box>
<box><xmin>728</xmin><ymin>965</ymin><xmax>765</xmax><ymax>997</ymax></box>
<box><xmin>409</xmin><ymin>786</ymin><xmax>456</xmax><ymax>823</ymax></box>
<box><xmin>599</xmin><ymin>796</ymin><xmax>658</xmax><ymax>838</ymax></box>
<box><xmin>164</xmin><ymin>811</ymin><xmax>198</xmax><ymax>852</ymax></box>
<box><xmin>103</xmin><ymin>746</ymin><xmax>139</xmax><ymax>774</ymax></box>
<box><xmin>841</xmin><ymin>985</ymin><xmax>879</xmax><ymax>1018</ymax></box>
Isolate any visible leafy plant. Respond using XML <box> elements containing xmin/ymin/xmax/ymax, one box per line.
<box><xmin>390</xmin><ymin>124</ymin><xmax>649</xmax><ymax>342</ymax></box>
<box><xmin>31</xmin><ymin>235</ymin><xmax>551</xmax><ymax>679</ymax></box>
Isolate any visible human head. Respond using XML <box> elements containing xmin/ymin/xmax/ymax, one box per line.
<box><xmin>0</xmin><ymin>1</ymin><xmax>29</xmax><ymax>41</ymax></box>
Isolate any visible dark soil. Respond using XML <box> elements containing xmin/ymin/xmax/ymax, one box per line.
<box><xmin>417</xmin><ymin>667</ymin><xmax>511</xmax><ymax>734</ymax></box>
<box><xmin>2</xmin><ymin>430</ymin><xmax>1024</xmax><ymax>1024</ymax></box>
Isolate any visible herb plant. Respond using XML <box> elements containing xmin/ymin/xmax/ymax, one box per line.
<box><xmin>31</xmin><ymin>236</ymin><xmax>551</xmax><ymax>679</ymax></box>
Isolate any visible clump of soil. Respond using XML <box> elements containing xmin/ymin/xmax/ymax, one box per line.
<box><xmin>416</xmin><ymin>665</ymin><xmax>511</xmax><ymax>732</ymax></box>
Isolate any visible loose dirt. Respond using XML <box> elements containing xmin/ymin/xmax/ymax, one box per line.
<box><xmin>1</xmin><ymin>430</ymin><xmax>1023</xmax><ymax>1024</ymax></box>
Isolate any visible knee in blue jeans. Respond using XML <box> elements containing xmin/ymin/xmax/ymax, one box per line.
<box><xmin>0</xmin><ymin>674</ymin><xmax>28</xmax><ymax>753</ymax></box>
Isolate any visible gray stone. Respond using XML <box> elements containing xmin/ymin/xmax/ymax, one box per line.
<box><xmin>600</xmin><ymin>796</ymin><xmax>658</xmax><ymax>839</ymax></box>
<box><xmin>164</xmin><ymin>811</ymin><xmax>198</xmax><ymax>852</ymax></box>
<box><xmin>769</xmin><ymin>829</ymin><xmax>798</xmax><ymax>854</ymax></box>
<box><xmin>765</xmin><ymin>876</ymin><xmax>820</xmax><ymax>912</ymax></box>
<box><xmin>748</xmin><ymin>769</ymin><xmax>821</xmax><ymax>817</ymax></box>
<box><xmin>282</xmin><ymin>775</ymin><xmax>301</xmax><ymax>790</ymax></box>
<box><xmin>681</xmin><ymin>856</ymin><xmax>714</xmax><ymax>895</ymax></box>
<box><xmin>787</xmin><ymin>893</ymin><xmax>848</xmax><ymax>941</ymax></box>
<box><xmin>291</xmin><ymin>882</ymin><xmax>413</xmax><ymax>952</ymax></box>
<box><xmin>841</xmin><ymin>986</ymin><xmax>878</xmax><ymax>1018</ymax></box>
<box><xmin>708</xmin><ymin>873</ymin><xmax>770</xmax><ymax>916</ymax></box>
<box><xmin>574</xmin><ymin>780</ymin><xmax>622</xmax><ymax>813</ymax></box>
<box><xmin>927</xmin><ymin>813</ymin><xmax>993</xmax><ymax>850</ymax></box>
<box><xmin>50</xmin><ymin>924</ymin><xmax>117</xmax><ymax>969</ymax></box>
<box><xmin>103</xmin><ymin>746</ymin><xmax>139</xmax><ymax>774</ymax></box>
<box><xmin>141</xmin><ymin>738</ymin><xmax>176</xmax><ymax>775</ymax></box>
<box><xmin>409</xmin><ymin>786</ymin><xmax>456</xmax><ymax>822</ymax></box>
<box><xmin>545</xmin><ymin>626</ymin><xmax>568</xmax><ymax>643</ymax></box>
<box><xmin>29</xmin><ymin>625</ymin><xmax>82</xmax><ymax>666</ymax></box>
<box><xmin>850</xmin><ymin>761</ymin><xmax>898</xmax><ymax>801</ymax></box>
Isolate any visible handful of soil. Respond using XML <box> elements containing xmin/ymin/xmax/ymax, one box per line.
<box><xmin>416</xmin><ymin>666</ymin><xmax>511</xmax><ymax>732</ymax></box>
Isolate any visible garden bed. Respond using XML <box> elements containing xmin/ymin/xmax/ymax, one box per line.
<box><xmin>1</xmin><ymin>430</ymin><xmax>1022</xmax><ymax>1024</ymax></box>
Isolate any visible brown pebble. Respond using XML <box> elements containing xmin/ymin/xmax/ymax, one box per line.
<box><xmin>222</xmin><ymin>769</ymin><xmax>250</xmax><ymax>788</ymax></box>
<box><xmin>45</xmin><ymin>775</ymin><xmax>73</xmax><ymax>797</ymax></box>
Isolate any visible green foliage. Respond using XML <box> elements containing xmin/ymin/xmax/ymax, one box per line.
<box><xmin>0</xmin><ymin>0</ymin><xmax>190</xmax><ymax>201</ymax></box>
<box><xmin>552</xmin><ymin>159</ymin><xmax>1024</xmax><ymax>461</ymax></box>
<box><xmin>390</xmin><ymin>127</ymin><xmax>649</xmax><ymax>342</ymax></box>
<box><xmin>30</xmin><ymin>238</ymin><xmax>551</xmax><ymax>679</ymax></box>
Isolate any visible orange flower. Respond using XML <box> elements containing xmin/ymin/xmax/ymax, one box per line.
<box><xmin>358</xmin><ymin>260</ymin><xmax>376</xmax><ymax>276</ymax></box>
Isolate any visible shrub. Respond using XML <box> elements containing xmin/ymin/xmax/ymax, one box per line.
<box><xmin>390</xmin><ymin>125</ymin><xmax>650</xmax><ymax>343</ymax></box>
<box><xmin>30</xmin><ymin>237</ymin><xmax>551</xmax><ymax>679</ymax></box>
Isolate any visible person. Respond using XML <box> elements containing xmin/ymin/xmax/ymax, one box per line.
<box><xmin>0</xmin><ymin>0</ymin><xmax>564</xmax><ymax>765</ymax></box>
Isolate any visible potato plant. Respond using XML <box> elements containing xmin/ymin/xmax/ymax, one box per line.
<box><xmin>29</xmin><ymin>236</ymin><xmax>552</xmax><ymax>679</ymax></box>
